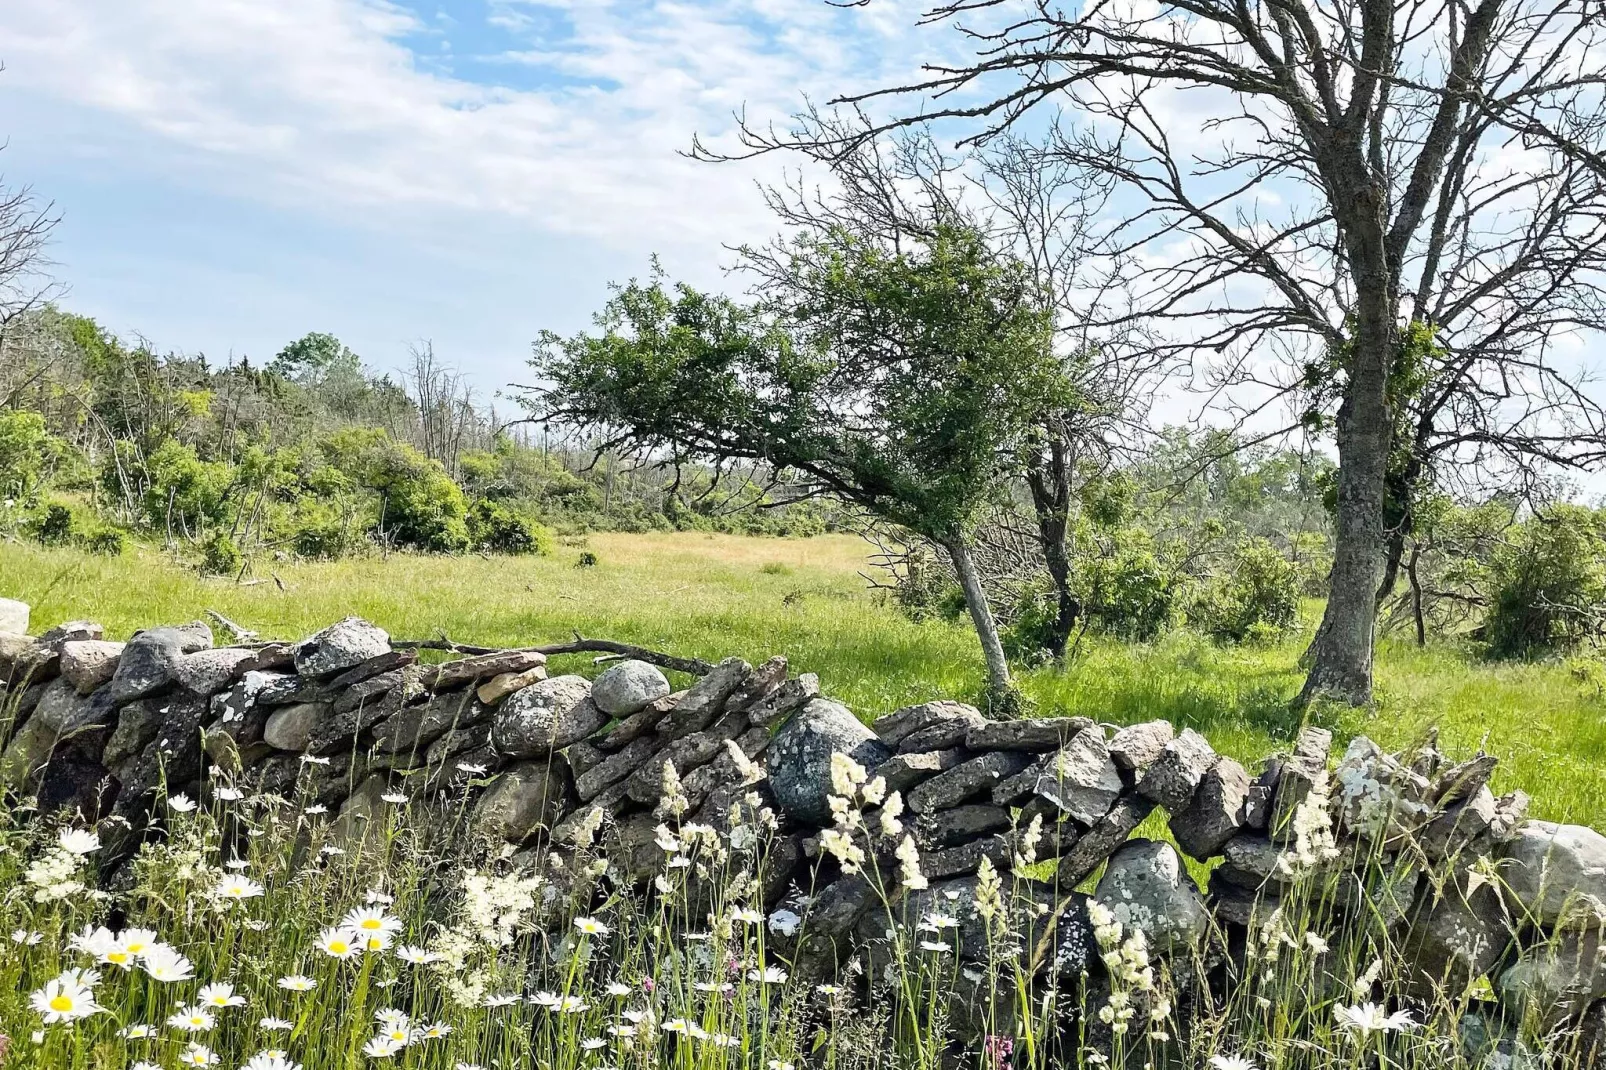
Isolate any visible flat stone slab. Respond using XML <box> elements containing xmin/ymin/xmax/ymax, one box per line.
<box><xmin>966</xmin><ymin>716</ymin><xmax>1094</xmax><ymax>753</ymax></box>
<box><xmin>907</xmin><ymin>750</ymin><xmax>1032</xmax><ymax>814</ymax></box>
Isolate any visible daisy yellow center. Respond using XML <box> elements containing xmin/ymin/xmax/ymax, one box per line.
<box><xmin>360</xmin><ymin>919</ymin><xmax>382</xmax><ymax>930</ymax></box>
<box><xmin>329</xmin><ymin>940</ymin><xmax>349</xmax><ymax>954</ymax></box>
<box><xmin>49</xmin><ymin>995</ymin><xmax>74</xmax><ymax>1012</ymax></box>
<box><xmin>108</xmin><ymin>952</ymin><xmax>130</xmax><ymax>963</ymax></box>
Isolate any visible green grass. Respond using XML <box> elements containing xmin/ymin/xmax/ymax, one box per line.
<box><xmin>5</xmin><ymin>532</ymin><xmax>1604</xmax><ymax>825</ymax></box>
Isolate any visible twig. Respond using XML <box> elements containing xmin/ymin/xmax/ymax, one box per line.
<box><xmin>392</xmin><ymin>632</ymin><xmax>714</xmax><ymax>676</ymax></box>
<box><xmin>206</xmin><ymin>609</ymin><xmax>259</xmax><ymax>644</ymax></box>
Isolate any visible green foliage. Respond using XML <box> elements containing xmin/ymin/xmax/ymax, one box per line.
<box><xmin>1074</xmin><ymin>532</ymin><xmax>1184</xmax><ymax>641</ymax></box>
<box><xmin>33</xmin><ymin>503</ymin><xmax>76</xmax><ymax>547</ymax></box>
<box><xmin>0</xmin><ymin>410</ymin><xmax>66</xmax><ymax>503</ymax></box>
<box><xmin>1001</xmin><ymin>579</ymin><xmax>1064</xmax><ymax>664</ymax></box>
<box><xmin>323</xmin><ymin>429</ymin><xmax>468</xmax><ymax>552</ymax></box>
<box><xmin>201</xmin><ymin>531</ymin><xmax>244</xmax><ymax>576</ymax></box>
<box><xmin>466</xmin><ymin>498</ymin><xmax>553</xmax><ymax>556</ymax></box>
<box><xmin>138</xmin><ymin>440</ymin><xmax>236</xmax><ymax>534</ymax></box>
<box><xmin>81</xmin><ymin>526</ymin><xmax>128</xmax><ymax>556</ymax></box>
<box><xmin>1193</xmin><ymin>537</ymin><xmax>1302</xmax><ymax>643</ymax></box>
<box><xmin>1486</xmin><ymin>505</ymin><xmax>1606</xmax><ymax>659</ymax></box>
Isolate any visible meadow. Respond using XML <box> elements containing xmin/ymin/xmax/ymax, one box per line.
<box><xmin>4</xmin><ymin>530</ymin><xmax>1604</xmax><ymax>829</ymax></box>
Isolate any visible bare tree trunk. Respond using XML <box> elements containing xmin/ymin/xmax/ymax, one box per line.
<box><xmin>1025</xmin><ymin>431</ymin><xmax>1081</xmax><ymax>659</ymax></box>
<box><xmin>942</xmin><ymin>534</ymin><xmax>1013</xmax><ymax>705</ymax></box>
<box><xmin>1301</xmin><ymin>248</ymin><xmax>1396</xmax><ymax>706</ymax></box>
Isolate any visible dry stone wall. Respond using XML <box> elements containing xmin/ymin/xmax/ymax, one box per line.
<box><xmin>2</xmin><ymin>600</ymin><xmax>1605</xmax><ymax>1033</ymax></box>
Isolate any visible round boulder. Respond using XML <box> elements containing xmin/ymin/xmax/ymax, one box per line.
<box><xmin>1093</xmin><ymin>838</ymin><xmax>1209</xmax><ymax>953</ymax></box>
<box><xmin>591</xmin><ymin>659</ymin><xmax>671</xmax><ymax>717</ymax></box>
<box><xmin>1501</xmin><ymin>821</ymin><xmax>1606</xmax><ymax>924</ymax></box>
<box><xmin>492</xmin><ymin>675</ymin><xmax>606</xmax><ymax>757</ymax></box>
<box><xmin>291</xmin><ymin>617</ymin><xmax>390</xmax><ymax>678</ymax></box>
<box><xmin>768</xmin><ymin>698</ymin><xmax>890</xmax><ymax>827</ymax></box>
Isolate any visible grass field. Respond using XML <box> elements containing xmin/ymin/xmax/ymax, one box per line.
<box><xmin>5</xmin><ymin>531</ymin><xmax>1605</xmax><ymax>827</ymax></box>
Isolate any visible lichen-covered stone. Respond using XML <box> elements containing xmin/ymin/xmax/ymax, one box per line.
<box><xmin>1501</xmin><ymin>821</ymin><xmax>1606</xmax><ymax>925</ymax></box>
<box><xmin>1169</xmin><ymin>756</ymin><xmax>1250</xmax><ymax>860</ymax></box>
<box><xmin>1058</xmin><ymin>795</ymin><xmax>1155</xmax><ymax>887</ymax></box>
<box><xmin>1400</xmin><ymin>877</ymin><xmax>1512</xmax><ymax>998</ymax></box>
<box><xmin>873</xmin><ymin>700</ymin><xmax>983</xmax><ymax>750</ymax></box>
<box><xmin>895</xmin><ymin>704</ymin><xmax>988</xmax><ymax>753</ymax></box>
<box><xmin>491</xmin><ymin>676</ymin><xmax>604</xmax><ymax>758</ymax></box>
<box><xmin>1135</xmin><ymin>728</ymin><xmax>1216</xmax><ymax>812</ymax></box>
<box><xmin>967</xmin><ymin>716</ymin><xmax>1094</xmax><ymax>753</ymax></box>
<box><xmin>291</xmin><ymin>617</ymin><xmax>390</xmax><ymax>678</ymax></box>
<box><xmin>873</xmin><ymin>748</ymin><xmax>969</xmax><ymax>795</ymax></box>
<box><xmin>0</xmin><ymin>598</ymin><xmax>28</xmax><ymax>635</ymax></box>
<box><xmin>993</xmin><ymin>729</ymin><xmax>1122</xmax><ymax>825</ymax></box>
<box><xmin>172</xmin><ymin>647</ymin><xmax>257</xmax><ymax>697</ymax></box>
<box><xmin>1093</xmin><ymin>838</ymin><xmax>1208</xmax><ymax>953</ymax></box>
<box><xmin>769</xmin><ymin>698</ymin><xmax>889</xmax><ymax>827</ymax></box>
<box><xmin>472</xmin><ymin>759</ymin><xmax>572</xmax><ymax>843</ymax></box>
<box><xmin>574</xmin><ymin>735</ymin><xmax>661</xmax><ymax>802</ymax></box>
<box><xmin>907</xmin><ymin>750</ymin><xmax>1032</xmax><ymax>814</ymax></box>
<box><xmin>664</xmin><ymin>657</ymin><xmax>750</xmax><ymax>737</ymax></box>
<box><xmin>915</xmin><ymin>804</ymin><xmax>1011</xmax><ymax>850</ymax></box>
<box><xmin>591</xmin><ymin>660</ymin><xmax>672</xmax><ymax>716</ymax></box>
<box><xmin>59</xmin><ymin>640</ymin><xmax>125</xmax><ymax>694</ymax></box>
<box><xmin>746</xmin><ymin>673</ymin><xmax>819</xmax><ymax>728</ymax></box>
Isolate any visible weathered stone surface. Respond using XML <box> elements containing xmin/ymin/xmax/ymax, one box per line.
<box><xmin>0</xmin><ymin>715</ymin><xmax>57</xmax><ymax>789</ymax></box>
<box><xmin>472</xmin><ymin>759</ymin><xmax>572</xmax><ymax>843</ymax></box>
<box><xmin>597</xmin><ymin>702</ymin><xmax>670</xmax><ymax>749</ymax></box>
<box><xmin>1135</xmin><ymin>728</ymin><xmax>1216</xmax><ymax>812</ymax></box>
<box><xmin>895</xmin><ymin>704</ymin><xmax>989</xmax><ymax>753</ymax></box>
<box><xmin>1109</xmin><ymin>720</ymin><xmax>1176</xmax><ymax>774</ymax></box>
<box><xmin>0</xmin><ymin>597</ymin><xmax>27</xmax><ymax>635</ymax></box>
<box><xmin>562</xmin><ymin>740</ymin><xmax>606</xmax><ymax>780</ymax></box>
<box><xmin>1501</xmin><ymin>821</ymin><xmax>1606</xmax><ymax>925</ymax></box>
<box><xmin>32</xmin><ymin>677</ymin><xmax>102</xmax><ymax>734</ymax></box>
<box><xmin>1270</xmin><ymin>753</ymin><xmax>1328</xmax><ymax>844</ymax></box>
<box><xmin>995</xmin><ymin>730</ymin><xmax>1122</xmax><ymax>826</ymax></box>
<box><xmin>0</xmin><ymin>633</ymin><xmax>44</xmax><ymax>679</ymax></box>
<box><xmin>1169</xmin><ymin>756</ymin><xmax>1250</xmax><ymax>861</ymax></box>
<box><xmin>624</xmin><ymin>712</ymin><xmax>747</xmax><ymax>804</ymax></box>
<box><xmin>104</xmin><ymin>699</ymin><xmax>167</xmax><ymax>771</ymax></box>
<box><xmin>172</xmin><ymin>647</ymin><xmax>257</xmax><ymax>697</ymax></box>
<box><xmin>1294</xmin><ymin>725</ymin><xmax>1332</xmax><ymax>763</ymax></box>
<box><xmin>422</xmin><ymin>649</ymin><xmax>547</xmax><ymax>691</ymax></box>
<box><xmin>873</xmin><ymin>748</ymin><xmax>969</xmax><ymax>795</ymax></box>
<box><xmin>491</xmin><ymin>675</ymin><xmax>604</xmax><ymax>757</ymax></box>
<box><xmin>967</xmin><ymin>716</ymin><xmax>1094</xmax><ymax>753</ymax></box>
<box><xmin>1242</xmin><ymin>758</ymin><xmax>1280</xmax><ymax>830</ymax></box>
<box><xmin>591</xmin><ymin>660</ymin><xmax>671</xmax><ymax>716</ymax></box>
<box><xmin>331</xmin><ymin>669</ymin><xmax>405</xmax><ymax>714</ymax></box>
<box><xmin>1093</xmin><ymin>838</ymin><xmax>1209</xmax><ymax>953</ymax></box>
<box><xmin>254</xmin><ymin>672</ymin><xmax>326</xmax><ymax>706</ymax></box>
<box><xmin>104</xmin><ymin>627</ymin><xmax>192</xmax><ymax>704</ymax></box>
<box><xmin>574</xmin><ymin>735</ymin><xmax>661</xmax><ymax>802</ymax></box>
<box><xmin>1216</xmin><ymin>833</ymin><xmax>1293</xmax><ymax>889</ymax></box>
<box><xmin>1419</xmin><ymin>785</ymin><xmax>1504</xmax><ymax>863</ymax></box>
<box><xmin>60</xmin><ymin>640</ymin><xmax>125</xmax><ymax>694</ymax></box>
<box><xmin>326</xmin><ymin>650</ymin><xmax>419</xmax><ymax>691</ymax></box>
<box><xmin>1331</xmin><ymin>735</ymin><xmax>1437</xmax><ymax>843</ymax></box>
<box><xmin>1208</xmin><ymin>870</ymin><xmax>1279</xmax><ymax>927</ymax></box>
<box><xmin>291</xmin><ymin>617</ymin><xmax>390</xmax><ymax>678</ymax></box>
<box><xmin>746</xmin><ymin>672</ymin><xmax>819</xmax><ymax>728</ymax></box>
<box><xmin>306</xmin><ymin>684</ymin><xmax>408</xmax><ymax>754</ymax></box>
<box><xmin>726</xmin><ymin>655</ymin><xmax>788</xmax><ymax>715</ymax></box>
<box><xmin>682</xmin><ymin>728</ymin><xmax>769</xmax><ymax>810</ymax></box>
<box><xmin>40</xmin><ymin>620</ymin><xmax>106</xmax><ymax>645</ymax></box>
<box><xmin>874</xmin><ymin>700</ymin><xmax>982</xmax><ymax>750</ymax></box>
<box><xmin>916</xmin><ymin>804</ymin><xmax>1011</xmax><ymax>849</ymax></box>
<box><xmin>665</xmin><ymin>657</ymin><xmax>751</xmax><ymax>736</ymax></box>
<box><xmin>1435</xmin><ymin>752</ymin><xmax>1499</xmax><ymax>806</ymax></box>
<box><xmin>263</xmin><ymin>702</ymin><xmax>330</xmax><ymax>751</ymax></box>
<box><xmin>907</xmin><ymin>750</ymin><xmax>1032</xmax><ymax>814</ymax></box>
<box><xmin>1497</xmin><ymin>928</ymin><xmax>1606</xmax><ymax>1028</ymax></box>
<box><xmin>237</xmin><ymin>643</ymin><xmax>295</xmax><ymax>673</ymax></box>
<box><xmin>769</xmin><ymin>698</ymin><xmax>890</xmax><ymax>826</ymax></box>
<box><xmin>1058</xmin><ymin>795</ymin><xmax>1156</xmax><ymax>887</ymax></box>
<box><xmin>1401</xmin><ymin>878</ymin><xmax>1512</xmax><ymax>997</ymax></box>
<box><xmin>370</xmin><ymin>688</ymin><xmax>488</xmax><ymax>755</ymax></box>
<box><xmin>476</xmin><ymin>667</ymin><xmax>546</xmax><ymax>706</ymax></box>
<box><xmin>924</xmin><ymin>835</ymin><xmax>1011</xmax><ymax>880</ymax></box>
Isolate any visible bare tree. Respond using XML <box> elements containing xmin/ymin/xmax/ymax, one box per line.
<box><xmin>406</xmin><ymin>341</ymin><xmax>481</xmax><ymax>477</ymax></box>
<box><xmin>718</xmin><ymin>0</ymin><xmax>1606</xmax><ymax>705</ymax></box>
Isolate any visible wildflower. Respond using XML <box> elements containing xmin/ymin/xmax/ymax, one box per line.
<box><xmin>1335</xmin><ymin>1002</ymin><xmax>1415</xmax><ymax>1036</ymax></box>
<box><xmin>663</xmin><ymin>1019</ymin><xmax>693</xmax><ymax>1033</ymax></box>
<box><xmin>242</xmin><ymin>1053</ymin><xmax>301</xmax><ymax>1070</ymax></box>
<box><xmin>362</xmin><ymin>1036</ymin><xmax>404</xmax><ymax>1058</ymax></box>
<box><xmin>657</xmin><ymin>760</ymin><xmax>689</xmax><ymax>818</ymax></box>
<box><xmin>415</xmin><ymin>1021</ymin><xmax>451</xmax><ymax>1040</ymax></box>
<box><xmin>919</xmin><ymin>940</ymin><xmax>952</xmax><ymax>952</ymax></box>
<box><xmin>121</xmin><ymin>1023</ymin><xmax>158</xmax><ymax>1038</ymax></box>
<box><xmin>320</xmin><ymin>845</ymin><xmax>344</xmax><ymax>856</ymax></box>
<box><xmin>11</xmin><ymin>929</ymin><xmax>42</xmax><ymax>945</ymax></box>
<box><xmin>557</xmin><ymin>996</ymin><xmax>589</xmax><ymax>1014</ymax></box>
<box><xmin>299</xmin><ymin>754</ymin><xmax>332</xmax><ymax>766</ymax></box>
<box><xmin>213</xmin><ymin>875</ymin><xmax>266</xmax><ymax>901</ymax></box>
<box><xmin>748</xmin><ymin>966</ymin><xmax>789</xmax><ymax>983</ymax></box>
<box><xmin>574</xmin><ymin>916</ymin><xmax>611</xmax><ymax>936</ymax></box>
<box><xmin>394</xmin><ymin>945</ymin><xmax>438</xmax><ymax>965</ymax></box>
<box><xmin>260</xmin><ymin>1017</ymin><xmax>293</xmax><ymax>1031</ymax></box>
<box><xmin>819</xmin><ymin>828</ymin><xmax>866</xmax><ymax>873</ymax></box>
<box><xmin>317</xmin><ymin>927</ymin><xmax>361</xmax><ymax>959</ymax></box>
<box><xmin>365</xmin><ymin>888</ymin><xmax>395</xmax><ymax>906</ymax></box>
<box><xmin>214</xmin><ymin>786</ymin><xmax>244</xmax><ymax>802</ymax></box>
<box><xmin>456</xmin><ymin>762</ymin><xmax>488</xmax><ymax>775</ymax></box>
<box><xmin>581</xmin><ymin>1038</ymin><xmax>607</xmax><ymax>1051</ymax></box>
<box><xmin>359</xmin><ymin>931</ymin><xmax>394</xmax><ymax>954</ymax></box>
<box><xmin>177</xmin><ymin>1043</ymin><xmax>221</xmax><ymax>1066</ymax></box>
<box><xmin>168</xmin><ymin>794</ymin><xmax>198</xmax><ymax>813</ymax></box>
<box><xmin>142</xmin><ymin>945</ymin><xmax>196</xmax><ymax>982</ymax></box>
<box><xmin>606</xmin><ymin>982</ymin><xmax>632</xmax><ymax>996</ymax></box>
<box><xmin>768</xmin><ymin>908</ymin><xmax>802</xmax><ymax>936</ymax></box>
<box><xmin>198</xmin><ymin>983</ymin><xmax>247</xmax><ymax>1009</ymax></box>
<box><xmin>816</xmin><ymin>984</ymin><xmax>842</xmax><ymax>996</ymax></box>
<box><xmin>972</xmin><ymin>856</ymin><xmax>1004</xmax><ymax>921</ymax></box>
<box><xmin>277</xmin><ymin>975</ymin><xmax>317</xmax><ymax>991</ymax></box>
<box><xmin>57</xmin><ymin>828</ymin><xmax>100</xmax><ymax>855</ymax></box>
<box><xmin>342</xmin><ymin>907</ymin><xmax>402</xmax><ymax>936</ymax></box>
<box><xmin>483</xmin><ymin>993</ymin><xmax>521</xmax><ymax>1009</ymax></box>
<box><xmin>133</xmin><ymin>1063</ymin><xmax>162</xmax><ymax>1070</ymax></box>
<box><xmin>830</xmin><ymin>753</ymin><xmax>868</xmax><ymax>796</ymax></box>
<box><xmin>731</xmin><ymin>906</ymin><xmax>764</xmax><ymax>925</ymax></box>
<box><xmin>304</xmin><ymin>804</ymin><xmax>329</xmax><ymax>816</ymax></box>
<box><xmin>170</xmin><ymin>1004</ymin><xmax>218</xmax><ymax>1031</ymax></box>
<box><xmin>380</xmin><ymin>793</ymin><xmax>408</xmax><ymax>804</ymax></box>
<box><xmin>122</xmin><ymin>928</ymin><xmax>160</xmax><ymax>958</ymax></box>
<box><xmin>1210</xmin><ymin>1056</ymin><xmax>1258</xmax><ymax>1070</ymax></box>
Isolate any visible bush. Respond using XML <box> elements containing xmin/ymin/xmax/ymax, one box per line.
<box><xmin>1486</xmin><ymin>505</ymin><xmax>1606</xmax><ymax>658</ymax></box>
<box><xmin>81</xmin><ymin>526</ymin><xmax>128</xmax><ymax>556</ymax></box>
<box><xmin>1074</xmin><ymin>536</ymin><xmax>1183</xmax><ymax>641</ymax></box>
<box><xmin>466</xmin><ymin>498</ymin><xmax>554</xmax><ymax>556</ymax></box>
<box><xmin>34</xmin><ymin>503</ymin><xmax>77</xmax><ymax>546</ymax></box>
<box><xmin>1001</xmin><ymin>579</ymin><xmax>1063</xmax><ymax>664</ymax></box>
<box><xmin>201</xmin><ymin>531</ymin><xmax>244</xmax><ymax>576</ymax></box>
<box><xmin>1193</xmin><ymin>538</ymin><xmax>1301</xmax><ymax>643</ymax></box>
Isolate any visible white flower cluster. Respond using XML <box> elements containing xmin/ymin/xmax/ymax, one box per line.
<box><xmin>818</xmin><ymin>751</ymin><xmax>927</xmax><ymax>892</ymax></box>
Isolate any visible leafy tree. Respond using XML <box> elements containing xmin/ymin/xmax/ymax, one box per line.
<box><xmin>1486</xmin><ymin>506</ymin><xmax>1606</xmax><ymax>658</ymax></box>
<box><xmin>527</xmin><ymin>224</ymin><xmax>1070</xmax><ymax>705</ymax></box>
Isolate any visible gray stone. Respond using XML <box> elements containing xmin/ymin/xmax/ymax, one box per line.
<box><xmin>104</xmin><ymin>699</ymin><xmax>166</xmax><ymax>770</ymax></box>
<box><xmin>39</xmin><ymin>620</ymin><xmax>105</xmax><ymax>645</ymax></box>
<box><xmin>1243</xmin><ymin>758</ymin><xmax>1280</xmax><ymax>830</ymax></box>
<box><xmin>0</xmin><ymin>715</ymin><xmax>56</xmax><ymax>789</ymax></box>
<box><xmin>769</xmin><ymin>698</ymin><xmax>890</xmax><ymax>827</ymax></box>
<box><xmin>476</xmin><ymin>667</ymin><xmax>547</xmax><ymax>706</ymax></box>
<box><xmin>623</xmin><ymin>712</ymin><xmax>747</xmax><ymax>803</ymax></box>
<box><xmin>1217</xmin><ymin>833</ymin><xmax>1294</xmax><ymax>888</ymax></box>
<box><xmin>491</xmin><ymin>675</ymin><xmax>603</xmax><ymax>757</ymax></box>
<box><xmin>1208</xmin><ymin>870</ymin><xmax>1279</xmax><ymax>927</ymax></box>
<box><xmin>1501</xmin><ymin>821</ymin><xmax>1606</xmax><ymax>925</ymax></box>
<box><xmin>1270</xmin><ymin>753</ymin><xmax>1328</xmax><ymax>843</ymax></box>
<box><xmin>104</xmin><ymin>627</ymin><xmax>191</xmax><ymax>704</ymax></box>
<box><xmin>0</xmin><ymin>597</ymin><xmax>27</xmax><ymax>635</ymax></box>
<box><xmin>873</xmin><ymin>748</ymin><xmax>969</xmax><ymax>795</ymax></box>
<box><xmin>370</xmin><ymin>688</ymin><xmax>488</xmax><ymax>755</ymax></box>
<box><xmin>746</xmin><ymin>673</ymin><xmax>820</xmax><ymax>728</ymax></box>
<box><xmin>1169</xmin><ymin>757</ymin><xmax>1250</xmax><ymax>860</ymax></box>
<box><xmin>263</xmin><ymin>702</ymin><xmax>330</xmax><ymax>751</ymax></box>
<box><xmin>1294</xmin><ymin>725</ymin><xmax>1332</xmax><ymax>763</ymax></box>
<box><xmin>1135</xmin><ymin>728</ymin><xmax>1216</xmax><ymax>812</ymax></box>
<box><xmin>172</xmin><ymin>647</ymin><xmax>256</xmax><ymax>697</ymax></box>
<box><xmin>59</xmin><ymin>640</ymin><xmax>125</xmax><ymax>694</ymax></box>
<box><xmin>874</xmin><ymin>700</ymin><xmax>983</xmax><ymax>749</ymax></box>
<box><xmin>574</xmin><ymin>735</ymin><xmax>661</xmax><ymax>801</ymax></box>
<box><xmin>306</xmin><ymin>683</ymin><xmax>408</xmax><ymax>754</ymax></box>
<box><xmin>966</xmin><ymin>716</ymin><xmax>1094</xmax><ymax>753</ymax></box>
<box><xmin>665</xmin><ymin>657</ymin><xmax>751</xmax><ymax>736</ymax></box>
<box><xmin>421</xmin><ymin>649</ymin><xmax>547</xmax><ymax>691</ymax></box>
<box><xmin>1419</xmin><ymin>785</ymin><xmax>1502</xmax><ymax>863</ymax></box>
<box><xmin>682</xmin><ymin>728</ymin><xmax>769</xmax><ymax>810</ymax></box>
<box><xmin>1331</xmin><ymin>735</ymin><xmax>1436</xmax><ymax>843</ymax></box>
<box><xmin>32</xmin><ymin>677</ymin><xmax>100</xmax><ymax>734</ymax></box>
<box><xmin>597</xmin><ymin>702</ymin><xmax>670</xmax><ymax>749</ymax></box>
<box><xmin>326</xmin><ymin>650</ymin><xmax>418</xmax><ymax>691</ymax></box>
<box><xmin>1109</xmin><ymin>720</ymin><xmax>1176</xmax><ymax>774</ymax></box>
<box><xmin>907</xmin><ymin>750</ymin><xmax>1032</xmax><ymax>814</ymax></box>
<box><xmin>924</xmin><ymin>835</ymin><xmax>1011</xmax><ymax>880</ymax></box>
<box><xmin>1401</xmin><ymin>877</ymin><xmax>1512</xmax><ymax>998</ymax></box>
<box><xmin>332</xmin><ymin>669</ymin><xmax>405</xmax><ymax>714</ymax></box>
<box><xmin>1058</xmin><ymin>796</ymin><xmax>1156</xmax><ymax>887</ymax></box>
<box><xmin>561</xmin><ymin>740</ymin><xmax>606</xmax><ymax>780</ymax></box>
<box><xmin>472</xmin><ymin>759</ymin><xmax>572</xmax><ymax>843</ymax></box>
<box><xmin>591</xmin><ymin>660</ymin><xmax>672</xmax><ymax>716</ymax></box>
<box><xmin>994</xmin><ymin>730</ymin><xmax>1122</xmax><ymax>826</ymax></box>
<box><xmin>1497</xmin><ymin>928</ymin><xmax>1606</xmax><ymax>1029</ymax></box>
<box><xmin>0</xmin><ymin>634</ymin><xmax>44</xmax><ymax>680</ymax></box>
<box><xmin>255</xmin><ymin>672</ymin><xmax>326</xmax><ymax>706</ymax></box>
<box><xmin>290</xmin><ymin>617</ymin><xmax>390</xmax><ymax>677</ymax></box>
<box><xmin>725</xmin><ymin>655</ymin><xmax>789</xmax><ymax>715</ymax></box>
<box><xmin>1093</xmin><ymin>838</ymin><xmax>1209</xmax><ymax>953</ymax></box>
<box><xmin>916</xmin><ymin>804</ymin><xmax>1011</xmax><ymax>849</ymax></box>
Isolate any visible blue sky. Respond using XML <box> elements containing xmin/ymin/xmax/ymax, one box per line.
<box><xmin>0</xmin><ymin>0</ymin><xmax>941</xmax><ymax>396</ymax></box>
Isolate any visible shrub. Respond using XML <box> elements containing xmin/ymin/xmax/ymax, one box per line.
<box><xmin>139</xmin><ymin>439</ymin><xmax>236</xmax><ymax>533</ymax></box>
<box><xmin>1486</xmin><ymin>505</ymin><xmax>1606</xmax><ymax>658</ymax></box>
<box><xmin>201</xmin><ymin>531</ymin><xmax>244</xmax><ymax>576</ymax></box>
<box><xmin>34</xmin><ymin>503</ymin><xmax>77</xmax><ymax>546</ymax></box>
<box><xmin>1193</xmin><ymin>537</ymin><xmax>1301</xmax><ymax>643</ymax></box>
<box><xmin>576</xmin><ymin>550</ymin><xmax>599</xmax><ymax>568</ymax></box>
<box><xmin>1001</xmin><ymin>579</ymin><xmax>1062</xmax><ymax>664</ymax></box>
<box><xmin>1074</xmin><ymin>536</ymin><xmax>1183</xmax><ymax>641</ymax></box>
<box><xmin>81</xmin><ymin>526</ymin><xmax>128</xmax><ymax>556</ymax></box>
<box><xmin>466</xmin><ymin>498</ymin><xmax>554</xmax><ymax>556</ymax></box>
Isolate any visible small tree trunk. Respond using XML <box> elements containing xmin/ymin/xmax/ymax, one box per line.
<box><xmin>1025</xmin><ymin>434</ymin><xmax>1081</xmax><ymax>659</ymax></box>
<box><xmin>943</xmin><ymin>534</ymin><xmax>1013</xmax><ymax>705</ymax></box>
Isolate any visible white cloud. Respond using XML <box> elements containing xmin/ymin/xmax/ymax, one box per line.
<box><xmin>0</xmin><ymin>0</ymin><xmax>939</xmax><ymax>249</ymax></box>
